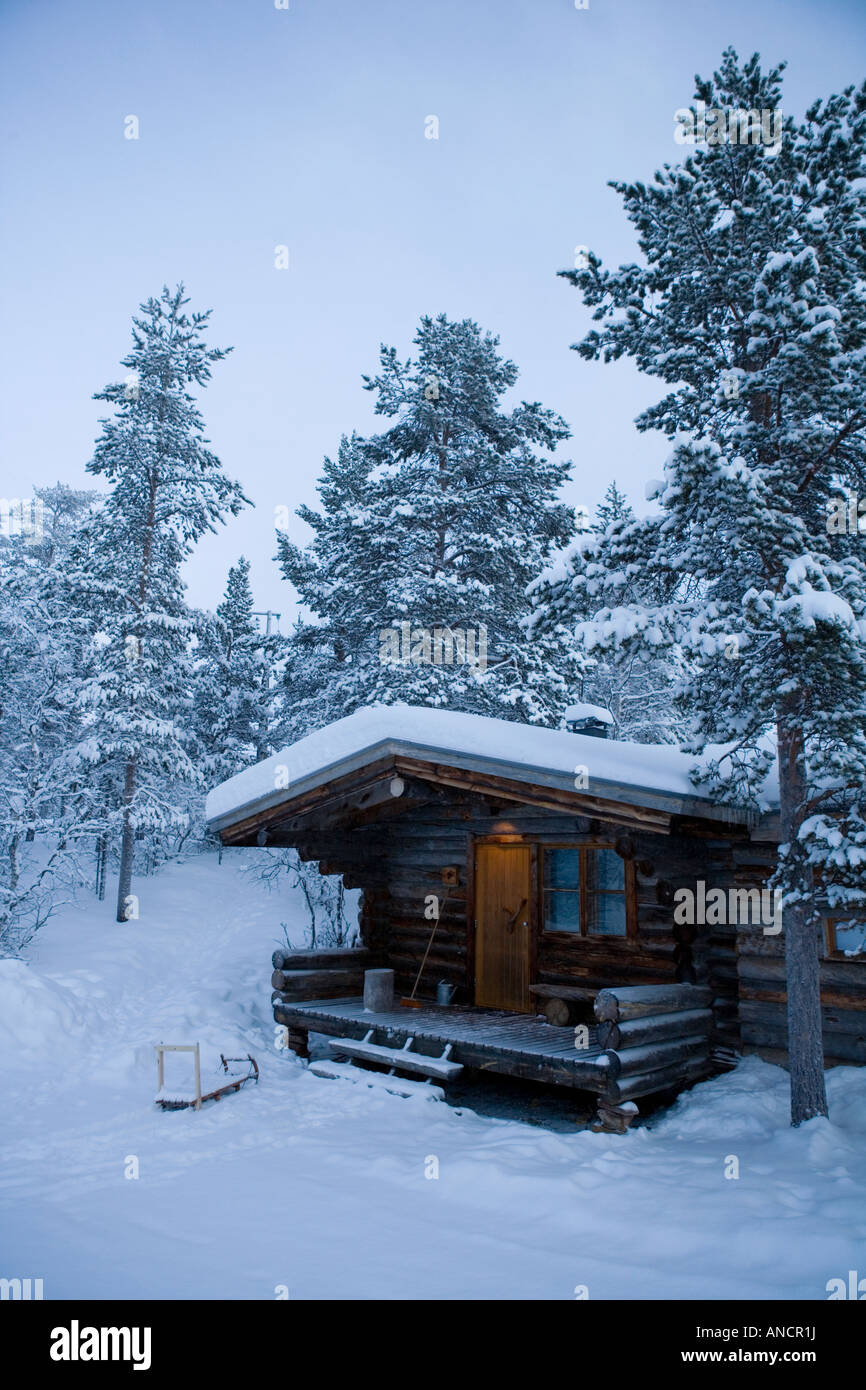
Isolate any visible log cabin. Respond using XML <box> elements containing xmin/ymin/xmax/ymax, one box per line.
<box><xmin>205</xmin><ymin>705</ymin><xmax>865</xmax><ymax>1128</ymax></box>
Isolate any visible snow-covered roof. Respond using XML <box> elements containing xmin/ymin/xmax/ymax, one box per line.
<box><xmin>206</xmin><ymin>704</ymin><xmax>779</xmax><ymax>833</ymax></box>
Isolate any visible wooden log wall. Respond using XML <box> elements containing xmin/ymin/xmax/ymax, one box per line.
<box><xmin>736</xmin><ymin>927</ymin><xmax>866</xmax><ymax>1066</ymax></box>
<box><xmin>285</xmin><ymin>800</ymin><xmax>775</xmax><ymax>1050</ymax></box>
<box><xmin>270</xmin><ymin>797</ymin><xmax>865</xmax><ymax>1072</ymax></box>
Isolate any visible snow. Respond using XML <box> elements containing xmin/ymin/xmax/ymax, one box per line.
<box><xmin>562</xmin><ymin>701</ymin><xmax>615</xmax><ymax>725</ymax></box>
<box><xmin>1</xmin><ymin>851</ymin><xmax>865</xmax><ymax>1299</ymax></box>
<box><xmin>205</xmin><ymin>703</ymin><xmax>778</xmax><ymax>828</ymax></box>
<box><xmin>710</xmin><ymin>208</ymin><xmax>736</xmax><ymax>233</ymax></box>
<box><xmin>777</xmin><ymin>577</ymin><xmax>857</xmax><ymax>631</ymax></box>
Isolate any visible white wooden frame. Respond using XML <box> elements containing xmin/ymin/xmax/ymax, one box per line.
<box><xmin>155</xmin><ymin>1042</ymin><xmax>202</xmax><ymax>1110</ymax></box>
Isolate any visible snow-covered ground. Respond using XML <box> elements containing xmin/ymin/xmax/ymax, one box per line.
<box><xmin>1</xmin><ymin>852</ymin><xmax>864</xmax><ymax>1301</ymax></box>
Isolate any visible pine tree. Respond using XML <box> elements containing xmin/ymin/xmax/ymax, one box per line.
<box><xmin>0</xmin><ymin>486</ymin><xmax>101</xmax><ymax>950</ymax></box>
<box><xmin>68</xmin><ymin>286</ymin><xmax>247</xmax><ymax>921</ymax></box>
<box><xmin>559</xmin><ymin>50</ymin><xmax>866</xmax><ymax>1123</ymax></box>
<box><xmin>196</xmin><ymin>557</ymin><xmax>280</xmax><ymax>783</ymax></box>
<box><xmin>529</xmin><ymin>484</ymin><xmax>685</xmax><ymax>742</ymax></box>
<box><xmin>278</xmin><ymin>315</ymin><xmax>577</xmax><ymax>738</ymax></box>
<box><xmin>592</xmin><ymin>480</ymin><xmax>633</xmax><ymax>534</ymax></box>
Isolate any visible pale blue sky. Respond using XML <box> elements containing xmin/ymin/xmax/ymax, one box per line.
<box><xmin>2</xmin><ymin>0</ymin><xmax>864</xmax><ymax>622</ymax></box>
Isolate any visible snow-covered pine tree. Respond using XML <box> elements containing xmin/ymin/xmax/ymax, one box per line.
<box><xmin>592</xmin><ymin>480</ymin><xmax>633</xmax><ymax>534</ymax></box>
<box><xmin>278</xmin><ymin>315</ymin><xmax>578</xmax><ymax>738</ymax></box>
<box><xmin>0</xmin><ymin>486</ymin><xmax>101</xmax><ymax>951</ymax></box>
<box><xmin>528</xmin><ymin>483</ymin><xmax>685</xmax><ymax>742</ymax></box>
<box><xmin>67</xmin><ymin>285</ymin><xmax>247</xmax><ymax>922</ymax></box>
<box><xmin>196</xmin><ymin>556</ymin><xmax>281</xmax><ymax>784</ymax></box>
<box><xmin>559</xmin><ymin>50</ymin><xmax>866</xmax><ymax>1124</ymax></box>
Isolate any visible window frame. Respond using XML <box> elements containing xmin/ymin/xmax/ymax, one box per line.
<box><xmin>540</xmin><ymin>843</ymin><xmax>637</xmax><ymax>942</ymax></box>
<box><xmin>824</xmin><ymin>916</ymin><xmax>866</xmax><ymax>963</ymax></box>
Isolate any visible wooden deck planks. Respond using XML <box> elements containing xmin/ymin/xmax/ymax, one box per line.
<box><xmin>280</xmin><ymin>996</ymin><xmax>604</xmax><ymax>1073</ymax></box>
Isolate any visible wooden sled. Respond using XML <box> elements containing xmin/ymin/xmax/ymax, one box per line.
<box><xmin>155</xmin><ymin>1044</ymin><xmax>259</xmax><ymax>1111</ymax></box>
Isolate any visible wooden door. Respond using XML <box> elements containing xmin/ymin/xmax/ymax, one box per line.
<box><xmin>474</xmin><ymin>844</ymin><xmax>532</xmax><ymax>1011</ymax></box>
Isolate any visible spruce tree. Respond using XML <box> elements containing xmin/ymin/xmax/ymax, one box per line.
<box><xmin>592</xmin><ymin>480</ymin><xmax>633</xmax><ymax>535</ymax></box>
<box><xmin>559</xmin><ymin>51</ymin><xmax>866</xmax><ymax>1123</ymax></box>
<box><xmin>196</xmin><ymin>557</ymin><xmax>280</xmax><ymax>782</ymax></box>
<box><xmin>68</xmin><ymin>286</ymin><xmax>247</xmax><ymax>921</ymax></box>
<box><xmin>278</xmin><ymin>315</ymin><xmax>577</xmax><ymax>737</ymax></box>
<box><xmin>529</xmin><ymin>485</ymin><xmax>684</xmax><ymax>742</ymax></box>
<box><xmin>0</xmin><ymin>487</ymin><xmax>100</xmax><ymax>950</ymax></box>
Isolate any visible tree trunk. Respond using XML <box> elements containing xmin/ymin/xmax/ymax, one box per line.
<box><xmin>115</xmin><ymin>758</ymin><xmax>137</xmax><ymax>922</ymax></box>
<box><xmin>95</xmin><ymin>835</ymin><xmax>107</xmax><ymax>901</ymax></box>
<box><xmin>777</xmin><ymin>718</ymin><xmax>828</xmax><ymax>1125</ymax></box>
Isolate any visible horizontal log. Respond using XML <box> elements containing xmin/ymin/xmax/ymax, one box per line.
<box><xmin>739</xmin><ymin>1000</ymin><xmax>866</xmax><ymax>1038</ymax></box>
<box><xmin>740</xmin><ymin>983</ymin><xmax>866</xmax><ymax>1012</ymax></box>
<box><xmin>537</xmin><ymin>967</ymin><xmax>675</xmax><ymax>995</ymax></box>
<box><xmin>739</xmin><ymin>1022</ymin><xmax>866</xmax><ymax>1065</ymax></box>
<box><xmin>271</xmin><ymin>947</ymin><xmax>371</xmax><ymax>972</ymax></box>
<box><xmin>528</xmin><ymin>984</ymin><xmax>598</xmax><ymax>1002</ymax></box>
<box><xmin>738</xmin><ymin>956</ymin><xmax>866</xmax><ymax>992</ymax></box>
<box><xmin>605</xmin><ymin>1034</ymin><xmax>711</xmax><ymax>1081</ymax></box>
<box><xmin>605</xmin><ymin>1056</ymin><xmax>713</xmax><ymax>1103</ymax></box>
<box><xmin>385</xmin><ymin>917</ymin><xmax>466</xmax><ymax>938</ymax></box>
<box><xmin>598</xmin><ymin>1008</ymin><xmax>713</xmax><ymax>1051</ymax></box>
<box><xmin>271</xmin><ymin>967</ymin><xmax>365</xmax><ymax>999</ymax></box>
<box><xmin>594</xmin><ymin>984</ymin><xmax>712</xmax><ymax>1022</ymax></box>
<box><xmin>386</xmin><ymin>953</ymin><xmax>465</xmax><ymax>983</ymax></box>
<box><xmin>378</xmin><ymin>890</ymin><xmax>467</xmax><ymax>910</ymax></box>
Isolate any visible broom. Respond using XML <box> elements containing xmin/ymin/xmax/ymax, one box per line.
<box><xmin>401</xmin><ymin>891</ymin><xmax>450</xmax><ymax>1008</ymax></box>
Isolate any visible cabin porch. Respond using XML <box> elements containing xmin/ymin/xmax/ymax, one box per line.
<box><xmin>274</xmin><ymin>994</ymin><xmax>612</xmax><ymax>1092</ymax></box>
<box><xmin>273</xmin><ymin>971</ymin><xmax>719</xmax><ymax>1129</ymax></box>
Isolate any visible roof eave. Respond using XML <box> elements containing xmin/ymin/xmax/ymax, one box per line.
<box><xmin>207</xmin><ymin>735</ymin><xmax>766</xmax><ymax>835</ymax></box>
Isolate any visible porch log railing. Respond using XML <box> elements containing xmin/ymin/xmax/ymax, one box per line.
<box><xmin>593</xmin><ymin>984</ymin><xmax>715</xmax><ymax>1108</ymax></box>
<box><xmin>270</xmin><ymin>946</ymin><xmax>374</xmax><ymax>1004</ymax></box>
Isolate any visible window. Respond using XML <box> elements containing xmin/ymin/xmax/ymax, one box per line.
<box><xmin>825</xmin><ymin>917</ymin><xmax>866</xmax><ymax>961</ymax></box>
<box><xmin>542</xmin><ymin>847</ymin><xmax>631</xmax><ymax>938</ymax></box>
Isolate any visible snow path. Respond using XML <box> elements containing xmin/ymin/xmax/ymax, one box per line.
<box><xmin>1</xmin><ymin>853</ymin><xmax>864</xmax><ymax>1300</ymax></box>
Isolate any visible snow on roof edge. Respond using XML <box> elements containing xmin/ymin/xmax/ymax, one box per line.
<box><xmin>206</xmin><ymin>705</ymin><xmax>779</xmax><ymax>832</ymax></box>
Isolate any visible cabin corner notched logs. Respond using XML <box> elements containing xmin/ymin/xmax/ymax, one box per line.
<box><xmin>593</xmin><ymin>984</ymin><xmax>714</xmax><ymax>1102</ymax></box>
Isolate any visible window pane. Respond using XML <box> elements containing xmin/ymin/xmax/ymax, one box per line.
<box><xmin>544</xmin><ymin>849</ymin><xmax>580</xmax><ymax>890</ymax></box>
<box><xmin>588</xmin><ymin>892</ymin><xmax>627</xmax><ymax>936</ymax></box>
<box><xmin>834</xmin><ymin>921</ymin><xmax>866</xmax><ymax>958</ymax></box>
<box><xmin>596</xmin><ymin>848</ymin><xmax>625</xmax><ymax>892</ymax></box>
<box><xmin>545</xmin><ymin>891</ymin><xmax>581</xmax><ymax>932</ymax></box>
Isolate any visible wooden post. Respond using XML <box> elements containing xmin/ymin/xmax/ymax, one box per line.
<box><xmin>287</xmin><ymin>1027</ymin><xmax>309</xmax><ymax>1059</ymax></box>
<box><xmin>363</xmin><ymin>968</ymin><xmax>395</xmax><ymax>1013</ymax></box>
<box><xmin>592</xmin><ymin>1100</ymin><xmax>639</xmax><ymax>1134</ymax></box>
<box><xmin>193</xmin><ymin>1042</ymin><xmax>202</xmax><ymax>1111</ymax></box>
